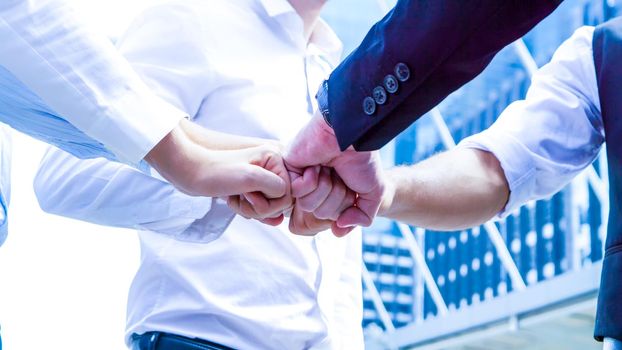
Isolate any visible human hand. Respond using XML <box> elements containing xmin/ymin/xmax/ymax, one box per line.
<box><xmin>287</xmin><ymin>166</ymin><xmax>357</xmax><ymax>236</ymax></box>
<box><xmin>226</xmin><ymin>144</ymin><xmax>293</xmax><ymax>226</ymax></box>
<box><xmin>285</xmin><ymin>111</ymin><xmax>385</xmax><ymax>232</ymax></box>
<box><xmin>145</xmin><ymin>120</ymin><xmax>289</xmax><ymax>199</ymax></box>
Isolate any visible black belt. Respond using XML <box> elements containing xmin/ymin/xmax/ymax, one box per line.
<box><xmin>132</xmin><ymin>332</ymin><xmax>236</xmax><ymax>350</ymax></box>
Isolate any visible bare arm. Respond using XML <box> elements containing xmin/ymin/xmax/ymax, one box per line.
<box><xmin>378</xmin><ymin>148</ymin><xmax>509</xmax><ymax>231</ymax></box>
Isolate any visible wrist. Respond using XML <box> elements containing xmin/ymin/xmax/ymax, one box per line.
<box><xmin>145</xmin><ymin>122</ymin><xmax>196</xmax><ymax>189</ymax></box>
<box><xmin>145</xmin><ymin>122</ymin><xmax>184</xmax><ymax>168</ymax></box>
<box><xmin>313</xmin><ymin>111</ymin><xmax>341</xmax><ymax>160</ymax></box>
<box><xmin>315</xmin><ymin>80</ymin><xmax>333</xmax><ymax>129</ymax></box>
<box><xmin>377</xmin><ymin>174</ymin><xmax>396</xmax><ymax>218</ymax></box>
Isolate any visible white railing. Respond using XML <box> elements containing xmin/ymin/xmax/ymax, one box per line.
<box><xmin>360</xmin><ymin>4</ymin><xmax>611</xmax><ymax>346</ymax></box>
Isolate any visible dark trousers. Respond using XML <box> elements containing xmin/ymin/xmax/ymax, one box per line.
<box><xmin>131</xmin><ymin>332</ymin><xmax>234</xmax><ymax>350</ymax></box>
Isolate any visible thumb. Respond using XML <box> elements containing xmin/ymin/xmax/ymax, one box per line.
<box><xmin>336</xmin><ymin>207</ymin><xmax>371</xmax><ymax>228</ymax></box>
<box><xmin>290</xmin><ymin>166</ymin><xmax>320</xmax><ymax>198</ymax></box>
<box><xmin>241</xmin><ymin>165</ymin><xmax>288</xmax><ymax>198</ymax></box>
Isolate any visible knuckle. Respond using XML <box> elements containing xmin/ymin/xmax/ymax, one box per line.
<box><xmin>258</xmin><ymin>144</ymin><xmax>281</xmax><ymax>160</ymax></box>
<box><xmin>296</xmin><ymin>197</ymin><xmax>313</xmax><ymax>212</ymax></box>
<box><xmin>313</xmin><ymin>208</ymin><xmax>332</xmax><ymax>220</ymax></box>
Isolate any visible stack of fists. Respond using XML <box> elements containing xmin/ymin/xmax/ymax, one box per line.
<box><xmin>224</xmin><ymin>111</ymin><xmax>386</xmax><ymax>237</ymax></box>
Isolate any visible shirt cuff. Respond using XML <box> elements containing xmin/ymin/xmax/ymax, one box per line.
<box><xmin>173</xmin><ymin>198</ymin><xmax>236</xmax><ymax>244</ymax></box>
<box><xmin>86</xmin><ymin>89</ymin><xmax>186</xmax><ymax>165</ymax></box>
<box><xmin>458</xmin><ymin>131</ymin><xmax>536</xmax><ymax>218</ymax></box>
<box><xmin>137</xmin><ymin>192</ymin><xmax>212</xmax><ymax>236</ymax></box>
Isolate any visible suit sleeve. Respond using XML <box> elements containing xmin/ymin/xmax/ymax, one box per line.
<box><xmin>327</xmin><ymin>0</ymin><xmax>563</xmax><ymax>151</ymax></box>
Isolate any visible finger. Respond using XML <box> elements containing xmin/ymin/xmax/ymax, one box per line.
<box><xmin>245</xmin><ymin>191</ymin><xmax>292</xmax><ymax>219</ymax></box>
<box><xmin>352</xmin><ymin>192</ymin><xmax>382</xmax><ymax>227</ymax></box>
<box><xmin>313</xmin><ymin>171</ymin><xmax>349</xmax><ymax>220</ymax></box>
<box><xmin>266</xmin><ymin>194</ymin><xmax>294</xmax><ymax>217</ymax></box>
<box><xmin>336</xmin><ymin>184</ymin><xmax>382</xmax><ymax>228</ymax></box>
<box><xmin>287</xmin><ymin>170</ymin><xmax>302</xmax><ymax>188</ymax></box>
<box><xmin>297</xmin><ymin>167</ymin><xmax>333</xmax><ymax>212</ymax></box>
<box><xmin>336</xmin><ymin>206</ymin><xmax>370</xmax><ymax>228</ymax></box>
<box><xmin>235</xmin><ymin>165</ymin><xmax>288</xmax><ymax>199</ymax></box>
<box><xmin>260</xmin><ymin>214</ymin><xmax>285</xmax><ymax>226</ymax></box>
<box><xmin>331</xmin><ymin>222</ymin><xmax>355</xmax><ymax>237</ymax></box>
<box><xmin>338</xmin><ymin>190</ymin><xmax>358</xmax><ymax>214</ymax></box>
<box><xmin>227</xmin><ymin>195</ymin><xmax>253</xmax><ymax>220</ymax></box>
<box><xmin>288</xmin><ymin>206</ymin><xmax>316</xmax><ymax>236</ymax></box>
<box><xmin>243</xmin><ymin>192</ymin><xmax>271</xmax><ymax>216</ymax></box>
<box><xmin>288</xmin><ymin>205</ymin><xmax>330</xmax><ymax>236</ymax></box>
<box><xmin>237</xmin><ymin>196</ymin><xmax>264</xmax><ymax>219</ymax></box>
<box><xmin>248</xmin><ymin>188</ymin><xmax>294</xmax><ymax>217</ymax></box>
<box><xmin>291</xmin><ymin>166</ymin><xmax>320</xmax><ymax>198</ymax></box>
<box><xmin>226</xmin><ymin>195</ymin><xmax>240</xmax><ymax>213</ymax></box>
<box><xmin>284</xmin><ymin>161</ymin><xmax>304</xmax><ymax>178</ymax></box>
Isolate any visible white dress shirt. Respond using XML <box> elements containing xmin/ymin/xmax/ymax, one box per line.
<box><xmin>34</xmin><ymin>1</ymin><xmax>364</xmax><ymax>349</ymax></box>
<box><xmin>0</xmin><ymin>0</ymin><xmax>185</xmax><ymax>164</ymax></box>
<box><xmin>459</xmin><ymin>26</ymin><xmax>605</xmax><ymax>216</ymax></box>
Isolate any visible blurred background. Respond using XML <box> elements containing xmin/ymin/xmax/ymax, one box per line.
<box><xmin>0</xmin><ymin>0</ymin><xmax>616</xmax><ymax>349</ymax></box>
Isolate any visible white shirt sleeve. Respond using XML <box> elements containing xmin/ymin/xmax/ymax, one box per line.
<box><xmin>34</xmin><ymin>147</ymin><xmax>213</xmax><ymax>237</ymax></box>
<box><xmin>32</xmin><ymin>4</ymin><xmax>234</xmax><ymax>240</ymax></box>
<box><xmin>0</xmin><ymin>0</ymin><xmax>186</xmax><ymax>165</ymax></box>
<box><xmin>458</xmin><ymin>26</ymin><xmax>605</xmax><ymax>217</ymax></box>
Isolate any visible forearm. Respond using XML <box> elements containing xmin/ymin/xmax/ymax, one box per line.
<box><xmin>179</xmin><ymin>119</ymin><xmax>279</xmax><ymax>151</ymax></box>
<box><xmin>379</xmin><ymin>148</ymin><xmax>509</xmax><ymax>230</ymax></box>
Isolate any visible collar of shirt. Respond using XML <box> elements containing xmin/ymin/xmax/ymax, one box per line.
<box><xmin>117</xmin><ymin>2</ymin><xmax>361</xmax><ymax>348</ymax></box>
<box><xmin>310</xmin><ymin>19</ymin><xmax>343</xmax><ymax>66</ymax></box>
<box><xmin>257</xmin><ymin>0</ymin><xmax>295</xmax><ymax>17</ymax></box>
<box><xmin>256</xmin><ymin>0</ymin><xmax>342</xmax><ymax>64</ymax></box>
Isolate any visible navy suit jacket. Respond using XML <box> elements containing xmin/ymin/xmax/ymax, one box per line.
<box><xmin>327</xmin><ymin>0</ymin><xmax>563</xmax><ymax>151</ymax></box>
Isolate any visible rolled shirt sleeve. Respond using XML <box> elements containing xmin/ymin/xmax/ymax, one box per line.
<box><xmin>458</xmin><ymin>26</ymin><xmax>605</xmax><ymax>217</ymax></box>
<box><xmin>34</xmin><ymin>147</ymin><xmax>215</xmax><ymax>238</ymax></box>
<box><xmin>31</xmin><ymin>3</ymin><xmax>234</xmax><ymax>241</ymax></box>
<box><xmin>0</xmin><ymin>0</ymin><xmax>186</xmax><ymax>165</ymax></box>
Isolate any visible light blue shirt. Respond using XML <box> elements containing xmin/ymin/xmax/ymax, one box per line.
<box><xmin>0</xmin><ymin>64</ymin><xmax>153</xmax><ymax>238</ymax></box>
<box><xmin>0</xmin><ymin>65</ymin><xmax>148</xmax><ymax>246</ymax></box>
<box><xmin>0</xmin><ymin>66</ymin><xmax>119</xmax><ymax>162</ymax></box>
<box><xmin>0</xmin><ymin>0</ymin><xmax>185</xmax><ymax>164</ymax></box>
<box><xmin>0</xmin><ymin>125</ymin><xmax>11</xmax><ymax>246</ymax></box>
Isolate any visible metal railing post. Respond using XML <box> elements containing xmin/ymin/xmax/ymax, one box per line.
<box><xmin>430</xmin><ymin>108</ymin><xmax>527</xmax><ymax>290</ymax></box>
<box><xmin>397</xmin><ymin>224</ymin><xmax>450</xmax><ymax>315</ymax></box>
<box><xmin>362</xmin><ymin>264</ymin><xmax>396</xmax><ymax>332</ymax></box>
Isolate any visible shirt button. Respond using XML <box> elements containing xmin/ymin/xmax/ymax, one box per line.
<box><xmin>395</xmin><ymin>63</ymin><xmax>411</xmax><ymax>82</ymax></box>
<box><xmin>384</xmin><ymin>74</ymin><xmax>399</xmax><ymax>94</ymax></box>
<box><xmin>372</xmin><ymin>86</ymin><xmax>387</xmax><ymax>105</ymax></box>
<box><xmin>363</xmin><ymin>96</ymin><xmax>377</xmax><ymax>116</ymax></box>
